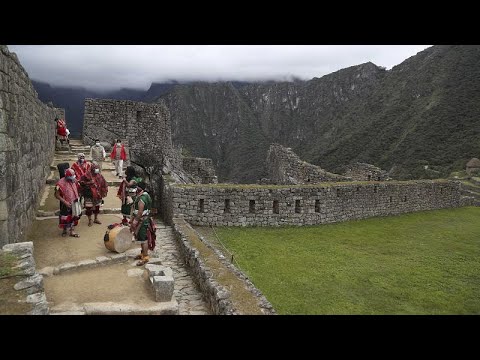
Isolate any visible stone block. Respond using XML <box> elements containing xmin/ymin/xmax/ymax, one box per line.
<box><xmin>28</xmin><ymin>302</ymin><xmax>49</xmax><ymax>315</ymax></box>
<box><xmin>77</xmin><ymin>259</ymin><xmax>97</xmax><ymax>268</ymax></box>
<box><xmin>145</xmin><ymin>264</ymin><xmax>173</xmax><ymax>278</ymax></box>
<box><xmin>2</xmin><ymin>241</ymin><xmax>33</xmax><ymax>256</ymax></box>
<box><xmin>25</xmin><ymin>292</ymin><xmax>46</xmax><ymax>304</ymax></box>
<box><xmin>58</xmin><ymin>262</ymin><xmax>76</xmax><ymax>273</ymax></box>
<box><xmin>109</xmin><ymin>253</ymin><xmax>127</xmax><ymax>262</ymax></box>
<box><xmin>147</xmin><ymin>257</ymin><xmax>162</xmax><ymax>265</ymax></box>
<box><xmin>95</xmin><ymin>256</ymin><xmax>110</xmax><ymax>264</ymax></box>
<box><xmin>151</xmin><ymin>275</ymin><xmax>174</xmax><ymax>302</ymax></box>
<box><xmin>14</xmin><ymin>273</ymin><xmax>43</xmax><ymax>291</ymax></box>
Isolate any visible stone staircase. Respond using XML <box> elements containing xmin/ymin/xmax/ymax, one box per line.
<box><xmin>40</xmin><ymin>139</ymin><xmax>123</xmax><ymax>218</ymax></box>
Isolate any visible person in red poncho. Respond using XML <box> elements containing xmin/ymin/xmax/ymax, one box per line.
<box><xmin>56</xmin><ymin>118</ymin><xmax>69</xmax><ymax>145</ymax></box>
<box><xmin>110</xmin><ymin>139</ymin><xmax>127</xmax><ymax>178</ymax></box>
<box><xmin>80</xmin><ymin>163</ymin><xmax>108</xmax><ymax>227</ymax></box>
<box><xmin>71</xmin><ymin>153</ymin><xmax>91</xmax><ymax>179</ymax></box>
<box><xmin>54</xmin><ymin>168</ymin><xmax>81</xmax><ymax>237</ymax></box>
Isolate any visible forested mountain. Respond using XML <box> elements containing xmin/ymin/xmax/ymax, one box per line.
<box><xmin>33</xmin><ymin>45</ymin><xmax>480</xmax><ymax>183</ymax></box>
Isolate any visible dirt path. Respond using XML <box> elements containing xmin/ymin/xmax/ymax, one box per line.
<box><xmin>45</xmin><ymin>262</ymin><xmax>154</xmax><ymax>305</ymax></box>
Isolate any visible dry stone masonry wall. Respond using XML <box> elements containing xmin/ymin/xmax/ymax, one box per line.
<box><xmin>266</xmin><ymin>143</ymin><xmax>349</xmax><ymax>184</ymax></box>
<box><xmin>83</xmin><ymin>99</ymin><xmax>180</xmax><ymax>169</ymax></box>
<box><xmin>0</xmin><ymin>45</ymin><xmax>63</xmax><ymax>246</ymax></box>
<box><xmin>182</xmin><ymin>157</ymin><xmax>217</xmax><ymax>184</ymax></box>
<box><xmin>342</xmin><ymin>162</ymin><xmax>389</xmax><ymax>181</ymax></box>
<box><xmin>171</xmin><ymin>180</ymin><xmax>464</xmax><ymax>226</ymax></box>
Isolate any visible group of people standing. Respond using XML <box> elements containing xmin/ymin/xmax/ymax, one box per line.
<box><xmin>53</xmin><ymin>138</ymin><xmax>154</xmax><ymax>266</ymax></box>
<box><xmin>55</xmin><ymin>154</ymin><xmax>108</xmax><ymax>236</ymax></box>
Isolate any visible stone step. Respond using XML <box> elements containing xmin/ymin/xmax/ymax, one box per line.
<box><xmin>462</xmin><ymin>189</ymin><xmax>480</xmax><ymax>197</ymax></box>
<box><xmin>46</xmin><ymin>178</ymin><xmax>122</xmax><ymax>186</ymax></box>
<box><xmin>51</xmin><ymin>301</ymin><xmax>178</xmax><ymax>315</ymax></box>
<box><xmin>37</xmin><ymin>208</ymin><xmax>122</xmax><ymax>217</ymax></box>
<box><xmin>461</xmin><ymin>182</ymin><xmax>480</xmax><ymax>193</ymax></box>
<box><xmin>471</xmin><ymin>177</ymin><xmax>480</xmax><ymax>186</ymax></box>
<box><xmin>50</xmin><ymin>164</ymin><xmax>116</xmax><ymax>171</ymax></box>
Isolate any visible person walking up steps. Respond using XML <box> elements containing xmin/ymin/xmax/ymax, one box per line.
<box><xmin>110</xmin><ymin>139</ymin><xmax>127</xmax><ymax>178</ymax></box>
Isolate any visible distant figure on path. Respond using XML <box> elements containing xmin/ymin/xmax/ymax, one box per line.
<box><xmin>55</xmin><ymin>168</ymin><xmax>81</xmax><ymax>237</ymax></box>
<box><xmin>80</xmin><ymin>163</ymin><xmax>108</xmax><ymax>227</ymax></box>
<box><xmin>56</xmin><ymin>118</ymin><xmax>68</xmax><ymax>146</ymax></box>
<box><xmin>110</xmin><ymin>139</ymin><xmax>127</xmax><ymax>178</ymax></box>
<box><xmin>90</xmin><ymin>139</ymin><xmax>106</xmax><ymax>172</ymax></box>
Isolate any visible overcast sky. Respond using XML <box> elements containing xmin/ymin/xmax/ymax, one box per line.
<box><xmin>8</xmin><ymin>45</ymin><xmax>432</xmax><ymax>92</ymax></box>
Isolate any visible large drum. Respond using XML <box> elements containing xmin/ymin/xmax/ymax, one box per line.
<box><xmin>104</xmin><ymin>225</ymin><xmax>133</xmax><ymax>253</ymax></box>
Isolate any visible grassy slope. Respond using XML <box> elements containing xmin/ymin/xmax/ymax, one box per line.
<box><xmin>214</xmin><ymin>207</ymin><xmax>480</xmax><ymax>314</ymax></box>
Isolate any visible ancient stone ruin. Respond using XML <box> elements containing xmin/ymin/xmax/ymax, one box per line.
<box><xmin>265</xmin><ymin>143</ymin><xmax>349</xmax><ymax>185</ymax></box>
<box><xmin>341</xmin><ymin>162</ymin><xmax>389</xmax><ymax>181</ymax></box>
<box><xmin>2</xmin><ymin>44</ymin><xmax>478</xmax><ymax>315</ymax></box>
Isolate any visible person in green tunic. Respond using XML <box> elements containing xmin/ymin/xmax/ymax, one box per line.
<box><xmin>117</xmin><ymin>166</ymin><xmax>142</xmax><ymax>226</ymax></box>
<box><xmin>130</xmin><ymin>181</ymin><xmax>155</xmax><ymax>266</ymax></box>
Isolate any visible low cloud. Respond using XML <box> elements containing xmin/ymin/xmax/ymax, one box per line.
<box><xmin>8</xmin><ymin>45</ymin><xmax>431</xmax><ymax>91</ymax></box>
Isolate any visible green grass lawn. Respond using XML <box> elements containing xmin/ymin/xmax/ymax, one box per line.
<box><xmin>213</xmin><ymin>207</ymin><xmax>480</xmax><ymax>314</ymax></box>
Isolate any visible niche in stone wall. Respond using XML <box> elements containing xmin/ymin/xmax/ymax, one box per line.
<box><xmin>390</xmin><ymin>196</ymin><xmax>393</xmax><ymax>203</ymax></box>
<box><xmin>295</xmin><ymin>200</ymin><xmax>301</xmax><ymax>213</ymax></box>
<box><xmin>403</xmin><ymin>196</ymin><xmax>407</xmax><ymax>202</ymax></box>
<box><xmin>224</xmin><ymin>199</ymin><xmax>231</xmax><ymax>213</ymax></box>
<box><xmin>198</xmin><ymin>199</ymin><xmax>204</xmax><ymax>212</ymax></box>
<box><xmin>136</xmin><ymin>111</ymin><xmax>142</xmax><ymax>122</ymax></box>
<box><xmin>315</xmin><ymin>199</ymin><xmax>320</xmax><ymax>213</ymax></box>
<box><xmin>374</xmin><ymin>186</ymin><xmax>378</xmax><ymax>193</ymax></box>
<box><xmin>368</xmin><ymin>174</ymin><xmax>371</xmax><ymax>181</ymax></box>
<box><xmin>273</xmin><ymin>200</ymin><xmax>279</xmax><ymax>214</ymax></box>
<box><xmin>249</xmin><ymin>200</ymin><xmax>255</xmax><ymax>213</ymax></box>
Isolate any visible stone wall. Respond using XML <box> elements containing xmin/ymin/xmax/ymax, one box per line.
<box><xmin>171</xmin><ymin>217</ymin><xmax>275</xmax><ymax>315</ymax></box>
<box><xmin>266</xmin><ymin>143</ymin><xmax>348</xmax><ymax>184</ymax></box>
<box><xmin>170</xmin><ymin>180</ymin><xmax>464</xmax><ymax>226</ymax></box>
<box><xmin>182</xmin><ymin>157</ymin><xmax>217</xmax><ymax>184</ymax></box>
<box><xmin>1</xmin><ymin>242</ymin><xmax>49</xmax><ymax>314</ymax></box>
<box><xmin>83</xmin><ymin>99</ymin><xmax>180</xmax><ymax>169</ymax></box>
<box><xmin>342</xmin><ymin>162</ymin><xmax>389</xmax><ymax>181</ymax></box>
<box><xmin>0</xmin><ymin>45</ymin><xmax>63</xmax><ymax>246</ymax></box>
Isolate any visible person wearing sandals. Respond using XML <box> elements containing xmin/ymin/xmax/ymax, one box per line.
<box><xmin>80</xmin><ymin>163</ymin><xmax>108</xmax><ymax>226</ymax></box>
<box><xmin>55</xmin><ymin>168</ymin><xmax>81</xmax><ymax>237</ymax></box>
<box><xmin>130</xmin><ymin>182</ymin><xmax>156</xmax><ymax>266</ymax></box>
<box><xmin>118</xmin><ymin>166</ymin><xmax>142</xmax><ymax>226</ymax></box>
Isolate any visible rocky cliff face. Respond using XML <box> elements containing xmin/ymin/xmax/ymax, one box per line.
<box><xmin>159</xmin><ymin>62</ymin><xmax>386</xmax><ymax>183</ymax></box>
<box><xmin>33</xmin><ymin>45</ymin><xmax>480</xmax><ymax>183</ymax></box>
<box><xmin>159</xmin><ymin>46</ymin><xmax>480</xmax><ymax>183</ymax></box>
